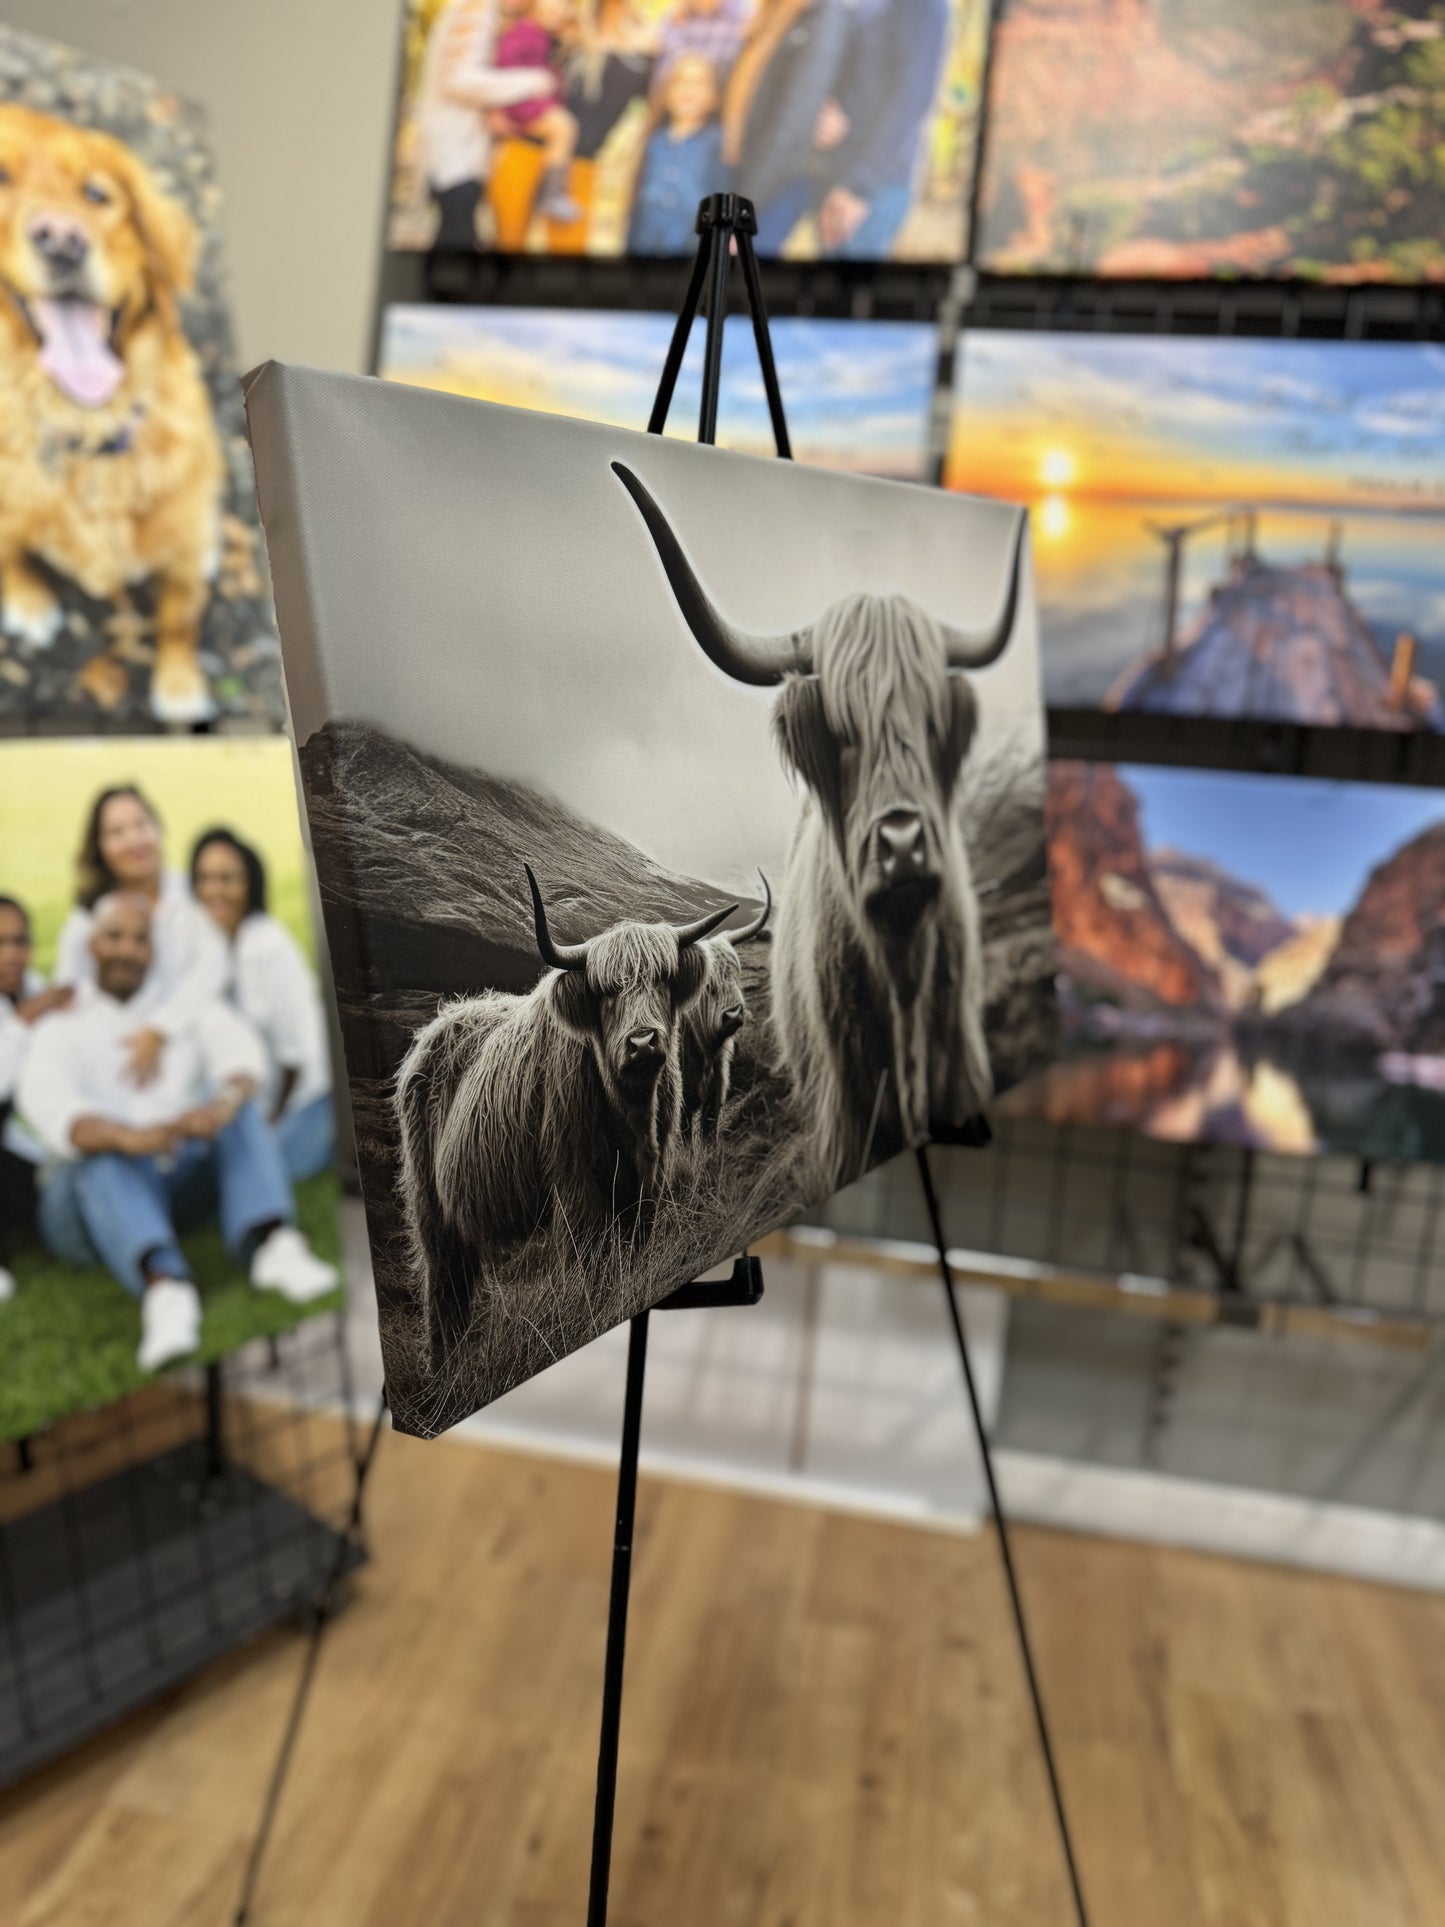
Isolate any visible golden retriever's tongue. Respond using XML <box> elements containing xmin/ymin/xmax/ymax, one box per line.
<box><xmin>34</xmin><ymin>296</ymin><xmax>125</xmax><ymax>408</ymax></box>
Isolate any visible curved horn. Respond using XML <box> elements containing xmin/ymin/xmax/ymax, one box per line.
<box><xmin>524</xmin><ymin>864</ymin><xmax>589</xmax><ymax>972</ymax></box>
<box><xmin>940</xmin><ymin>510</ymin><xmax>1027</xmax><ymax>671</ymax></box>
<box><xmin>611</xmin><ymin>460</ymin><xmax>813</xmax><ymax>686</ymax></box>
<box><xmin>727</xmin><ymin>871</ymin><xmax>772</xmax><ymax>945</ymax></box>
<box><xmin>672</xmin><ymin>901</ymin><xmax>738</xmax><ymax>948</ymax></box>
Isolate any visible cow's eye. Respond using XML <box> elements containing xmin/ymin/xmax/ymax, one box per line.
<box><xmin>82</xmin><ymin>180</ymin><xmax>111</xmax><ymax>205</ymax></box>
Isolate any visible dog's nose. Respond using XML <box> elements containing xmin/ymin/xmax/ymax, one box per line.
<box><xmin>626</xmin><ymin>1027</ymin><xmax>662</xmax><ymax>1060</ymax></box>
<box><xmin>28</xmin><ymin>212</ymin><xmax>90</xmax><ymax>272</ymax></box>
<box><xmin>877</xmin><ymin>810</ymin><xmax>927</xmax><ymax>883</ymax></box>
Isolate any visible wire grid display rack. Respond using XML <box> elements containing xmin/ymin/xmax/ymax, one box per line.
<box><xmin>0</xmin><ymin>1311</ymin><xmax>363</xmax><ymax>1789</ymax></box>
<box><xmin>813</xmin><ymin>1123</ymin><xmax>1445</xmax><ymax>1328</ymax></box>
<box><xmin>369</xmin><ymin>245</ymin><xmax>1445</xmax><ymax>1341</ymax></box>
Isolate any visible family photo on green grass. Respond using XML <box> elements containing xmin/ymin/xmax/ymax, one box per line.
<box><xmin>0</xmin><ymin>738</ymin><xmax>342</xmax><ymax>1440</ymax></box>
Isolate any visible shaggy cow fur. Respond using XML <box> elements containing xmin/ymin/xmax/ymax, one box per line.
<box><xmin>771</xmin><ymin>593</ymin><xmax>992</xmax><ymax>1183</ymax></box>
<box><xmin>678</xmin><ymin>880</ymin><xmax>771</xmax><ymax>1147</ymax></box>
<box><xmin>612</xmin><ymin>459</ymin><xmax>1020</xmax><ymax>1191</ymax></box>
<box><xmin>396</xmin><ymin>913</ymin><xmax>713</xmax><ymax>1368</ymax></box>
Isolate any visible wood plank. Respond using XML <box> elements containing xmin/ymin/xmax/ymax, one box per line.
<box><xmin>1</xmin><ymin>1419</ymin><xmax>1443</xmax><ymax>1923</ymax></box>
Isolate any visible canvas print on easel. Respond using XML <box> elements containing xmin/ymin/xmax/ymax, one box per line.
<box><xmin>247</xmin><ymin>368</ymin><xmax>1054</xmax><ymax>1437</ymax></box>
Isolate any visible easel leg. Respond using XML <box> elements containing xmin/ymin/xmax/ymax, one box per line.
<box><xmin>233</xmin><ymin>1389</ymin><xmax>390</xmax><ymax>1926</ymax></box>
<box><xmin>915</xmin><ymin>1147</ymin><xmax>1091</xmax><ymax>1927</ymax></box>
<box><xmin>587</xmin><ymin>1310</ymin><xmax>650</xmax><ymax>1927</ymax></box>
<box><xmin>205</xmin><ymin>1361</ymin><xmax>226</xmax><ymax>1480</ymax></box>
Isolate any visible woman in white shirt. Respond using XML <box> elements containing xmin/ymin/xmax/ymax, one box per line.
<box><xmin>55</xmin><ymin>786</ymin><xmax>227</xmax><ymax>1088</ymax></box>
<box><xmin>191</xmin><ymin>829</ymin><xmax>336</xmax><ymax>1182</ymax></box>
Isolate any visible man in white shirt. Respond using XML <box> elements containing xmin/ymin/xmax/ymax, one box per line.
<box><xmin>0</xmin><ymin>894</ymin><xmax>69</xmax><ymax>1303</ymax></box>
<box><xmin>18</xmin><ymin>893</ymin><xmax>339</xmax><ymax>1372</ymax></box>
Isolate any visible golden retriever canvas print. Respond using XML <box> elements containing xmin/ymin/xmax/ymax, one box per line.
<box><xmin>0</xmin><ymin>28</ymin><xmax>283</xmax><ymax>729</ymax></box>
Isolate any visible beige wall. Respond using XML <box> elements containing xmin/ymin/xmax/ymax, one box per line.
<box><xmin>1</xmin><ymin>0</ymin><xmax>401</xmax><ymax>374</ymax></box>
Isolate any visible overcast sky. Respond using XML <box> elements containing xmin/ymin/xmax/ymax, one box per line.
<box><xmin>250</xmin><ymin>365</ymin><xmax>1042</xmax><ymax>898</ymax></box>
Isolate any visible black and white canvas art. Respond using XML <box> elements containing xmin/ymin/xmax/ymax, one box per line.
<box><xmin>246</xmin><ymin>367</ymin><xmax>1054</xmax><ymax>1437</ymax></box>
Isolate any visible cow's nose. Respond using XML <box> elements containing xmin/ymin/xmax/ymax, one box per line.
<box><xmin>719</xmin><ymin>1003</ymin><xmax>745</xmax><ymax>1037</ymax></box>
<box><xmin>627</xmin><ymin>1027</ymin><xmax>662</xmax><ymax>1058</ymax></box>
<box><xmin>28</xmin><ymin>213</ymin><xmax>90</xmax><ymax>272</ymax></box>
<box><xmin>877</xmin><ymin>810</ymin><xmax>926</xmax><ymax>881</ymax></box>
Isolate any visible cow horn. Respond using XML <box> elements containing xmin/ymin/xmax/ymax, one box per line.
<box><xmin>672</xmin><ymin>901</ymin><xmax>738</xmax><ymax>947</ymax></box>
<box><xmin>525</xmin><ymin>864</ymin><xmax>589</xmax><ymax>971</ymax></box>
<box><xmin>939</xmin><ymin>510</ymin><xmax>1027</xmax><ymax>671</ymax></box>
<box><xmin>727</xmin><ymin>871</ymin><xmax>772</xmax><ymax>945</ymax></box>
<box><xmin>612</xmin><ymin>461</ymin><xmax>813</xmax><ymax>686</ymax></box>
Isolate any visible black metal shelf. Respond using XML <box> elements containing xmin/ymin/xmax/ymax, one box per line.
<box><xmin>0</xmin><ymin>1435</ymin><xmax>363</xmax><ymax>1789</ymax></box>
<box><xmin>410</xmin><ymin>244</ymin><xmax>954</xmax><ymax>323</ymax></box>
<box><xmin>1046</xmin><ymin>707</ymin><xmax>1445</xmax><ymax>790</ymax></box>
<box><xmin>376</xmin><ymin>240</ymin><xmax>1445</xmax><ymax>343</ymax></box>
<box><xmin>960</xmin><ymin>272</ymin><xmax>1445</xmax><ymax>341</ymax></box>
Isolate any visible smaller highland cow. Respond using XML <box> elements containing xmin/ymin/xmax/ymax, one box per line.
<box><xmin>679</xmin><ymin>874</ymin><xmax>772</xmax><ymax>1146</ymax></box>
<box><xmin>396</xmin><ymin>866</ymin><xmax>734</xmax><ymax>1365</ymax></box>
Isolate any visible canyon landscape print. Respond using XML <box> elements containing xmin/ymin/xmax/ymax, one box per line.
<box><xmin>1003</xmin><ymin>762</ymin><xmax>1445</xmax><ymax>1162</ymax></box>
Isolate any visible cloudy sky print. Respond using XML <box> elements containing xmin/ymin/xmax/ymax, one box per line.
<box><xmin>380</xmin><ymin>306</ymin><xmax>940</xmax><ymax>480</ymax></box>
<box><xmin>949</xmin><ymin>334</ymin><xmax>1445</xmax><ymax>509</ymax></box>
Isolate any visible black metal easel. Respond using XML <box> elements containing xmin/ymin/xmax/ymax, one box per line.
<box><xmin>587</xmin><ymin>191</ymin><xmax>1087</xmax><ymax>1927</ymax></box>
<box><xmin>916</xmin><ymin>1147</ymin><xmax>1091</xmax><ymax>1927</ymax></box>
<box><xmin>586</xmin><ymin>192</ymin><xmax>785</xmax><ymax>1927</ymax></box>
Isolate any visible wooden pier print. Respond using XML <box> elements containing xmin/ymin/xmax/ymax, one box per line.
<box><xmin>1106</xmin><ymin>513</ymin><xmax>1444</xmax><ymax>731</ymax></box>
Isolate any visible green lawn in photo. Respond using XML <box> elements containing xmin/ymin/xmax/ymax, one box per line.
<box><xmin>0</xmin><ymin>1172</ymin><xmax>343</xmax><ymax>1442</ymax></box>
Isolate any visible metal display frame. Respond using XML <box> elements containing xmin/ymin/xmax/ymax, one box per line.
<box><xmin>0</xmin><ymin>1312</ymin><xmax>365</xmax><ymax>1794</ymax></box>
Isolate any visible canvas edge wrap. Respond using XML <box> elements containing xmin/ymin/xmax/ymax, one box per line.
<box><xmin>244</xmin><ymin>362</ymin><xmax>378</xmax><ymax>1234</ymax></box>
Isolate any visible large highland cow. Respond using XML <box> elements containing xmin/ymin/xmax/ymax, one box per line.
<box><xmin>612</xmin><ymin>460</ymin><xmax>1026</xmax><ymax>1183</ymax></box>
<box><xmin>396</xmin><ymin>866</ymin><xmax>734</xmax><ymax>1364</ymax></box>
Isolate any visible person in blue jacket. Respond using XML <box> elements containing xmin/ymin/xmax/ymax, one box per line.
<box><xmin>628</xmin><ymin>53</ymin><xmax>728</xmax><ymax>256</ymax></box>
<box><xmin>724</xmin><ymin>0</ymin><xmax>949</xmax><ymax>260</ymax></box>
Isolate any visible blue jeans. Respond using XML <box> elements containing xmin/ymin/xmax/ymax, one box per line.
<box><xmin>275</xmin><ymin>1093</ymin><xmax>336</xmax><ymax>1183</ymax></box>
<box><xmin>37</xmin><ymin>1101</ymin><xmax>294</xmax><ymax>1301</ymax></box>
<box><xmin>754</xmin><ymin>178</ymin><xmax>913</xmax><ymax>259</ymax></box>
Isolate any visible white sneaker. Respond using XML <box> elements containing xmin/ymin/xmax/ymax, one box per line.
<box><xmin>250</xmin><ymin>1225</ymin><xmax>338</xmax><ymax>1304</ymax></box>
<box><xmin>0</xmin><ymin>1266</ymin><xmax>15</xmax><ymax>1303</ymax></box>
<box><xmin>137</xmin><ymin>1279</ymin><xmax>202</xmax><ymax>1372</ymax></box>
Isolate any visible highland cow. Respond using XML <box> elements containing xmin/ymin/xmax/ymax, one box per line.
<box><xmin>613</xmin><ymin>460</ymin><xmax>1025</xmax><ymax>1184</ymax></box>
<box><xmin>396</xmin><ymin>865</ymin><xmax>734</xmax><ymax>1365</ymax></box>
<box><xmin>679</xmin><ymin>875</ymin><xmax>772</xmax><ymax>1145</ymax></box>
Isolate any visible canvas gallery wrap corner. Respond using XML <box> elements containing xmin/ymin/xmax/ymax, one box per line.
<box><xmin>246</xmin><ymin>367</ymin><xmax>1054</xmax><ymax>1437</ymax></box>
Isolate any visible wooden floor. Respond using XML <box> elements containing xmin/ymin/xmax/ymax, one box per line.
<box><xmin>3</xmin><ymin>1419</ymin><xmax>1444</xmax><ymax>1927</ymax></box>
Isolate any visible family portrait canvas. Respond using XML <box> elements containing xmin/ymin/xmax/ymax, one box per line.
<box><xmin>246</xmin><ymin>365</ymin><xmax>1054</xmax><ymax>1438</ymax></box>
<box><xmin>948</xmin><ymin>332</ymin><xmax>1445</xmax><ymax>731</ymax></box>
<box><xmin>1002</xmin><ymin>761</ymin><xmax>1445</xmax><ymax>1164</ymax></box>
<box><xmin>387</xmin><ymin>0</ymin><xmax>988</xmax><ymax>263</ymax></box>
<box><xmin>976</xmin><ymin>0</ymin><xmax>1445</xmax><ymax>283</ymax></box>
<box><xmin>0</xmin><ymin>27</ymin><xmax>284</xmax><ymax>729</ymax></box>
<box><xmin>0</xmin><ymin>737</ymin><xmax>342</xmax><ymax>1441</ymax></box>
<box><xmin>378</xmin><ymin>303</ymin><xmax>941</xmax><ymax>478</ymax></box>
